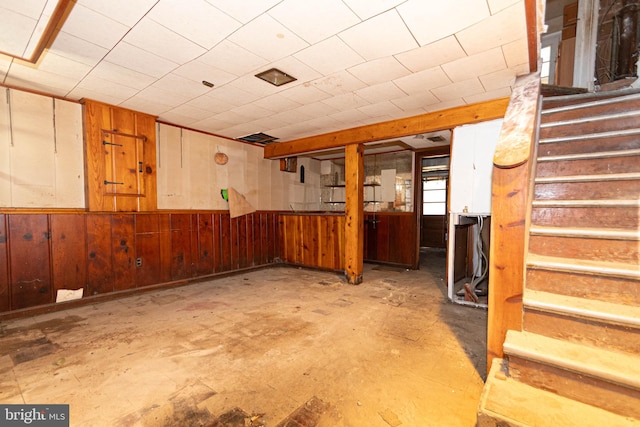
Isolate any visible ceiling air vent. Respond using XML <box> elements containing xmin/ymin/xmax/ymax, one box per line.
<box><xmin>427</xmin><ymin>135</ymin><xmax>446</xmax><ymax>142</ymax></box>
<box><xmin>237</xmin><ymin>132</ymin><xmax>278</xmax><ymax>144</ymax></box>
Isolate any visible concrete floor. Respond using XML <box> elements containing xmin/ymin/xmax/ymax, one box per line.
<box><xmin>0</xmin><ymin>249</ymin><xmax>488</xmax><ymax>427</ymax></box>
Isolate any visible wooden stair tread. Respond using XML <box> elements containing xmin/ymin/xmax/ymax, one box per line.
<box><xmin>540</xmin><ymin>128</ymin><xmax>640</xmax><ymax>144</ymax></box>
<box><xmin>529</xmin><ymin>225</ymin><xmax>640</xmax><ymax>240</ymax></box>
<box><xmin>540</xmin><ymin>109</ymin><xmax>640</xmax><ymax>129</ymax></box>
<box><xmin>535</xmin><ymin>172</ymin><xmax>640</xmax><ymax>183</ymax></box>
<box><xmin>537</xmin><ymin>148</ymin><xmax>640</xmax><ymax>161</ymax></box>
<box><xmin>479</xmin><ymin>358</ymin><xmax>640</xmax><ymax>427</ymax></box>
<box><xmin>526</xmin><ymin>253</ymin><xmax>640</xmax><ymax>279</ymax></box>
<box><xmin>504</xmin><ymin>330</ymin><xmax>640</xmax><ymax>389</ymax></box>
<box><xmin>532</xmin><ymin>199</ymin><xmax>640</xmax><ymax>207</ymax></box>
<box><xmin>542</xmin><ymin>91</ymin><xmax>640</xmax><ymax>115</ymax></box>
<box><xmin>523</xmin><ymin>289</ymin><xmax>640</xmax><ymax>327</ymax></box>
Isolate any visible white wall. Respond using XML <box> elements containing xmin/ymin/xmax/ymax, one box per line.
<box><xmin>156</xmin><ymin>123</ymin><xmax>321</xmax><ymax>211</ymax></box>
<box><xmin>0</xmin><ymin>88</ymin><xmax>84</xmax><ymax>208</ymax></box>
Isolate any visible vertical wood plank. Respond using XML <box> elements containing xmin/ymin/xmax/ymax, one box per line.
<box><xmin>230</xmin><ymin>216</ymin><xmax>241</xmax><ymax>270</ymax></box>
<box><xmin>86</xmin><ymin>214</ymin><xmax>113</xmax><ymax>295</ymax></box>
<box><xmin>136</xmin><ymin>112</ymin><xmax>158</xmax><ymax>211</ymax></box>
<box><xmin>212</xmin><ymin>213</ymin><xmax>221</xmax><ymax>273</ymax></box>
<box><xmin>111</xmin><ymin>214</ymin><xmax>135</xmax><ymax>291</ymax></box>
<box><xmin>241</xmin><ymin>214</ymin><xmax>251</xmax><ymax>268</ymax></box>
<box><xmin>170</xmin><ymin>213</ymin><xmax>192</xmax><ymax>280</ymax></box>
<box><xmin>158</xmin><ymin>214</ymin><xmax>171</xmax><ymax>283</ymax></box>
<box><xmin>197</xmin><ymin>213</ymin><xmax>214</xmax><ymax>275</ymax></box>
<box><xmin>345</xmin><ymin>144</ymin><xmax>364</xmax><ymax>284</ymax></box>
<box><xmin>0</xmin><ymin>215</ymin><xmax>9</xmax><ymax>312</ymax></box>
<box><xmin>9</xmin><ymin>215</ymin><xmax>52</xmax><ymax>309</ymax></box>
<box><xmin>50</xmin><ymin>214</ymin><xmax>86</xmax><ymax>295</ymax></box>
<box><xmin>135</xmin><ymin>214</ymin><xmax>161</xmax><ymax>287</ymax></box>
<box><xmin>259</xmin><ymin>212</ymin><xmax>268</xmax><ymax>265</ymax></box>
<box><xmin>219</xmin><ymin>213</ymin><xmax>232</xmax><ymax>271</ymax></box>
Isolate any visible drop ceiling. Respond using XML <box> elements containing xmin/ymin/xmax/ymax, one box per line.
<box><xmin>0</xmin><ymin>0</ymin><xmax>530</xmax><ymax>152</ymax></box>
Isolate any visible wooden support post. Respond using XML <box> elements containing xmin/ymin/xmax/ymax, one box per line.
<box><xmin>344</xmin><ymin>144</ymin><xmax>364</xmax><ymax>285</ymax></box>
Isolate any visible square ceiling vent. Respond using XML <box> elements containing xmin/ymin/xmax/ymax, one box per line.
<box><xmin>255</xmin><ymin>68</ymin><xmax>297</xmax><ymax>87</ymax></box>
<box><xmin>237</xmin><ymin>132</ymin><xmax>278</xmax><ymax>144</ymax></box>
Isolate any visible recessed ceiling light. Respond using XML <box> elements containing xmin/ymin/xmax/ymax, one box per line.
<box><xmin>255</xmin><ymin>68</ymin><xmax>296</xmax><ymax>87</ymax></box>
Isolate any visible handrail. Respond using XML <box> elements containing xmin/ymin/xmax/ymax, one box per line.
<box><xmin>493</xmin><ymin>72</ymin><xmax>541</xmax><ymax>168</ymax></box>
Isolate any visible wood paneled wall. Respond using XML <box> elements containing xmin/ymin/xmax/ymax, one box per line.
<box><xmin>0</xmin><ymin>211</ymin><xmax>279</xmax><ymax>314</ymax></box>
<box><xmin>279</xmin><ymin>214</ymin><xmax>345</xmax><ymax>270</ymax></box>
<box><xmin>364</xmin><ymin>212</ymin><xmax>416</xmax><ymax>268</ymax></box>
<box><xmin>279</xmin><ymin>212</ymin><xmax>416</xmax><ymax>271</ymax></box>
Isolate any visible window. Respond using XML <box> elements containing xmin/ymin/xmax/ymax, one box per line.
<box><xmin>423</xmin><ymin>178</ymin><xmax>447</xmax><ymax>215</ymax></box>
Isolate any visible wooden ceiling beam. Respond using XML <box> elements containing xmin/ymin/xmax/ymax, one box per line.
<box><xmin>263</xmin><ymin>97</ymin><xmax>510</xmax><ymax>159</ymax></box>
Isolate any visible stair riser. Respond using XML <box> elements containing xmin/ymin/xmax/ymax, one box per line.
<box><xmin>540</xmin><ymin>115</ymin><xmax>640</xmax><ymax>139</ymax></box>
<box><xmin>523</xmin><ymin>308</ymin><xmax>640</xmax><ymax>355</ymax></box>
<box><xmin>526</xmin><ymin>269</ymin><xmax>640</xmax><ymax>305</ymax></box>
<box><xmin>538</xmin><ymin>134</ymin><xmax>640</xmax><ymax>156</ymax></box>
<box><xmin>507</xmin><ymin>357</ymin><xmax>640</xmax><ymax>419</ymax></box>
<box><xmin>542</xmin><ymin>91</ymin><xmax>640</xmax><ymax>110</ymax></box>
<box><xmin>536</xmin><ymin>156</ymin><xmax>640</xmax><ymax>177</ymax></box>
<box><xmin>534</xmin><ymin>180</ymin><xmax>640</xmax><ymax>200</ymax></box>
<box><xmin>531</xmin><ymin>207</ymin><xmax>639</xmax><ymax>229</ymax></box>
<box><xmin>541</xmin><ymin>97</ymin><xmax>640</xmax><ymax>124</ymax></box>
<box><xmin>528</xmin><ymin>235</ymin><xmax>639</xmax><ymax>264</ymax></box>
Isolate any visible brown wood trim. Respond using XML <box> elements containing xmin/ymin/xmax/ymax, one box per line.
<box><xmin>525</xmin><ymin>0</ymin><xmax>542</xmax><ymax>73</ymax></box>
<box><xmin>264</xmin><ymin>98</ymin><xmax>509</xmax><ymax>159</ymax></box>
<box><xmin>493</xmin><ymin>72</ymin><xmax>541</xmax><ymax>168</ymax></box>
<box><xmin>0</xmin><ymin>0</ymin><xmax>74</xmax><ymax>64</ymax></box>
<box><xmin>344</xmin><ymin>144</ymin><xmax>364</xmax><ymax>284</ymax></box>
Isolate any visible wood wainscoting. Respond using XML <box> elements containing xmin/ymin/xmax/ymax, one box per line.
<box><xmin>0</xmin><ymin>211</ymin><xmax>280</xmax><ymax>315</ymax></box>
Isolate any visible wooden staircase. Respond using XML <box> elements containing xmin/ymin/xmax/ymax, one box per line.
<box><xmin>478</xmin><ymin>89</ymin><xmax>640</xmax><ymax>426</ymax></box>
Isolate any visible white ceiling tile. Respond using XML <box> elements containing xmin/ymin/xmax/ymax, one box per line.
<box><xmin>263</xmin><ymin>55</ymin><xmax>324</xmax><ymax>83</ymax></box>
<box><xmin>431</xmin><ymin>78</ymin><xmax>485</xmax><ymax>102</ymax></box>
<box><xmin>204</xmin><ymin>0</ymin><xmax>281</xmax><ymax>24</ymax></box>
<box><xmin>104</xmin><ymin>42</ymin><xmax>179</xmax><ymax>78</ymax></box>
<box><xmin>339</xmin><ymin>10</ymin><xmax>418</xmax><ymax>60</ymax></box>
<box><xmin>424</xmin><ymin>99</ymin><xmax>466</xmax><ymax>113</ymax></box>
<box><xmin>0</xmin><ymin>8</ymin><xmax>37</xmax><ymax>57</ymax></box>
<box><xmin>397</xmin><ymin>0</ymin><xmax>490</xmax><ymax>46</ymax></box>
<box><xmin>198</xmin><ymin>40</ymin><xmax>268</xmax><ymax>76</ymax></box>
<box><xmin>61</xmin><ymin>3</ymin><xmax>130</xmax><ymax>49</ymax></box>
<box><xmin>488</xmin><ymin>0</ymin><xmax>521</xmax><ymax>14</ymax></box>
<box><xmin>205</xmin><ymin>85</ymin><xmax>260</xmax><ymax>107</ymax></box>
<box><xmin>50</xmin><ymin>32</ymin><xmax>109</xmax><ymax>66</ymax></box>
<box><xmin>230</xmin><ymin>104</ymin><xmax>273</xmax><ymax>120</ymax></box>
<box><xmin>4</xmin><ymin>63</ymin><xmax>78</xmax><ymax>96</ymax></box>
<box><xmin>456</xmin><ymin>3</ymin><xmax>528</xmax><ymax>56</ymax></box>
<box><xmin>191</xmin><ymin>116</ymin><xmax>235</xmax><ymax>133</ymax></box>
<box><xmin>36</xmin><ymin>52</ymin><xmax>92</xmax><ymax>80</ymax></box>
<box><xmin>269</xmin><ymin>0</ymin><xmax>360</xmax><ymax>44</ymax></box>
<box><xmin>73</xmin><ymin>74</ymin><xmax>139</xmax><ymax>100</ymax></box>
<box><xmin>0</xmin><ymin>54</ymin><xmax>10</xmax><ymax>79</ymax></box>
<box><xmin>321</xmin><ymin>93</ymin><xmax>370</xmax><ymax>111</ymax></box>
<box><xmin>312</xmin><ymin>70</ymin><xmax>367</xmax><ymax>96</ymax></box>
<box><xmin>2</xmin><ymin>0</ymin><xmax>47</xmax><ymax>17</ymax></box>
<box><xmin>119</xmin><ymin>95</ymin><xmax>174</xmax><ymax>115</ymax></box>
<box><xmin>294</xmin><ymin>101</ymin><xmax>338</xmax><ymax>118</ymax></box>
<box><xmin>302</xmin><ymin>114</ymin><xmax>343</xmax><ymax>130</ymax></box>
<box><xmin>347</xmin><ymin>57</ymin><xmax>410</xmax><ymax>86</ymax></box>
<box><xmin>228</xmin><ymin>14</ymin><xmax>309</xmax><ymax>62</ymax></box>
<box><xmin>393</xmin><ymin>67</ymin><xmax>451</xmax><ymax>94</ymax></box>
<box><xmin>269</xmin><ymin>108</ymin><xmax>314</xmax><ymax>125</ymax></box>
<box><xmin>278</xmin><ymin>84</ymin><xmax>332</xmax><ymax>104</ymax></box>
<box><xmin>148</xmin><ymin>0</ymin><xmax>241</xmax><ymax>49</ymax></box>
<box><xmin>252</xmin><ymin>93</ymin><xmax>302</xmax><ymax>112</ymax></box>
<box><xmin>355</xmin><ymin>82</ymin><xmax>406</xmax><ymax>104</ymax></box>
<box><xmin>329</xmin><ymin>108</ymin><xmax>370</xmax><ymax>124</ymax></box>
<box><xmin>464</xmin><ymin>86</ymin><xmax>512</xmax><ymax>104</ymax></box>
<box><xmin>160</xmin><ymin>104</ymin><xmax>214</xmax><ymax>125</ymax></box>
<box><xmin>89</xmin><ymin>61</ymin><xmax>157</xmax><ymax>90</ymax></box>
<box><xmin>152</xmin><ymin>74</ymin><xmax>212</xmax><ymax>99</ymax></box>
<box><xmin>67</xmin><ymin>86</ymin><xmax>130</xmax><ymax>106</ymax></box>
<box><xmin>214</xmin><ymin>110</ymin><xmax>254</xmax><ymax>125</ymax></box>
<box><xmin>248</xmin><ymin>115</ymin><xmax>291</xmax><ymax>131</ymax></box>
<box><xmin>502</xmin><ymin>38</ymin><xmax>530</xmax><ymax>68</ymax></box>
<box><xmin>479</xmin><ymin>68</ymin><xmax>519</xmax><ymax>91</ymax></box>
<box><xmin>218</xmin><ymin>122</ymin><xmax>267</xmax><ymax>139</ymax></box>
<box><xmin>341</xmin><ymin>0</ymin><xmax>406</xmax><ymax>20</ymax></box>
<box><xmin>358</xmin><ymin>100</ymin><xmax>403</xmax><ymax>118</ymax></box>
<box><xmin>183</xmin><ymin>94</ymin><xmax>236</xmax><ymax>114</ymax></box>
<box><xmin>78</xmin><ymin>0</ymin><xmax>157</xmax><ymax>26</ymax></box>
<box><xmin>395</xmin><ymin>37</ymin><xmax>466</xmax><ymax>73</ymax></box>
<box><xmin>123</xmin><ymin>18</ymin><xmax>207</xmax><ymax>64</ymax></box>
<box><xmin>135</xmin><ymin>85</ymin><xmax>192</xmax><ymax>108</ymax></box>
<box><xmin>391</xmin><ymin>92</ymin><xmax>440</xmax><ymax>111</ymax></box>
<box><xmin>173</xmin><ymin>61</ymin><xmax>237</xmax><ymax>87</ymax></box>
<box><xmin>294</xmin><ymin>36</ymin><xmax>364</xmax><ymax>76</ymax></box>
<box><xmin>229</xmin><ymin>73</ymin><xmax>285</xmax><ymax>98</ymax></box>
<box><xmin>442</xmin><ymin>48</ymin><xmax>507</xmax><ymax>82</ymax></box>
